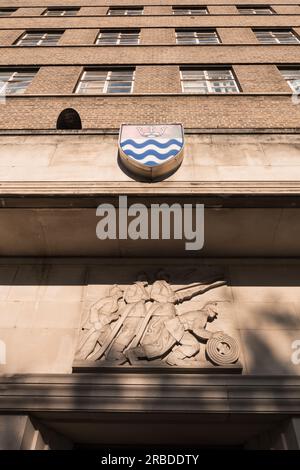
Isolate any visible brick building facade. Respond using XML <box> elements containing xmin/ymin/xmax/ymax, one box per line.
<box><xmin>0</xmin><ymin>1</ymin><xmax>300</xmax><ymax>450</ymax></box>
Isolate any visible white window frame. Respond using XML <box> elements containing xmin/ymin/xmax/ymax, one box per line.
<box><xmin>175</xmin><ymin>29</ymin><xmax>220</xmax><ymax>45</ymax></box>
<box><xmin>0</xmin><ymin>70</ymin><xmax>36</xmax><ymax>95</ymax></box>
<box><xmin>43</xmin><ymin>8</ymin><xmax>79</xmax><ymax>17</ymax></box>
<box><xmin>107</xmin><ymin>8</ymin><xmax>144</xmax><ymax>16</ymax></box>
<box><xmin>254</xmin><ymin>29</ymin><xmax>300</xmax><ymax>44</ymax></box>
<box><xmin>96</xmin><ymin>30</ymin><xmax>140</xmax><ymax>45</ymax></box>
<box><xmin>76</xmin><ymin>69</ymin><xmax>135</xmax><ymax>94</ymax></box>
<box><xmin>16</xmin><ymin>31</ymin><xmax>63</xmax><ymax>46</ymax></box>
<box><xmin>180</xmin><ymin>68</ymin><xmax>240</xmax><ymax>94</ymax></box>
<box><xmin>172</xmin><ymin>7</ymin><xmax>208</xmax><ymax>16</ymax></box>
<box><xmin>237</xmin><ymin>6</ymin><xmax>274</xmax><ymax>15</ymax></box>
<box><xmin>280</xmin><ymin>68</ymin><xmax>300</xmax><ymax>93</ymax></box>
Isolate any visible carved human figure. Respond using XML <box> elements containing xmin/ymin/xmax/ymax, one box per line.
<box><xmin>126</xmin><ymin>301</ymin><xmax>223</xmax><ymax>366</ymax></box>
<box><xmin>150</xmin><ymin>271</ymin><xmax>178</xmax><ymax>304</ymax></box>
<box><xmin>166</xmin><ymin>301</ymin><xmax>223</xmax><ymax>366</ymax></box>
<box><xmin>75</xmin><ymin>284</ymin><xmax>123</xmax><ymax>361</ymax></box>
<box><xmin>125</xmin><ymin>272</ymin><xmax>179</xmax><ymax>362</ymax></box>
<box><xmin>75</xmin><ymin>270</ymin><xmax>229</xmax><ymax>367</ymax></box>
<box><xmin>104</xmin><ymin>274</ymin><xmax>151</xmax><ymax>363</ymax></box>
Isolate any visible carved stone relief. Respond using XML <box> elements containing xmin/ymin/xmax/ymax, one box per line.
<box><xmin>74</xmin><ymin>270</ymin><xmax>242</xmax><ymax>372</ymax></box>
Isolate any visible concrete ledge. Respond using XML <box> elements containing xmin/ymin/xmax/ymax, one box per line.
<box><xmin>0</xmin><ymin>374</ymin><xmax>300</xmax><ymax>413</ymax></box>
<box><xmin>1</xmin><ymin>181</ymin><xmax>300</xmax><ymax>196</ymax></box>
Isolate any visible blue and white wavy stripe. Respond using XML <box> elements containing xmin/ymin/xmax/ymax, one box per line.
<box><xmin>120</xmin><ymin>138</ymin><xmax>183</xmax><ymax>167</ymax></box>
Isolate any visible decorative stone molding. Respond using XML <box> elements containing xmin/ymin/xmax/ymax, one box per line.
<box><xmin>73</xmin><ymin>269</ymin><xmax>242</xmax><ymax>372</ymax></box>
<box><xmin>1</xmin><ymin>374</ymin><xmax>300</xmax><ymax>414</ymax></box>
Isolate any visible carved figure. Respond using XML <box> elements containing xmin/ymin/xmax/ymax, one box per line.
<box><xmin>75</xmin><ymin>270</ymin><xmax>240</xmax><ymax>368</ymax></box>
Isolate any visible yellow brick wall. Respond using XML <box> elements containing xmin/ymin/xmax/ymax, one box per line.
<box><xmin>0</xmin><ymin>29</ymin><xmax>22</xmax><ymax>45</ymax></box>
<box><xmin>233</xmin><ymin>65</ymin><xmax>291</xmax><ymax>93</ymax></box>
<box><xmin>26</xmin><ymin>66</ymin><xmax>81</xmax><ymax>94</ymax></box>
<box><xmin>1</xmin><ymin>16</ymin><xmax>300</xmax><ymax>29</ymax></box>
<box><xmin>1</xmin><ymin>95</ymin><xmax>299</xmax><ymax>130</ymax></box>
<box><xmin>140</xmin><ymin>28</ymin><xmax>175</xmax><ymax>45</ymax></box>
<box><xmin>58</xmin><ymin>29</ymin><xmax>98</xmax><ymax>46</ymax></box>
<box><xmin>272</xmin><ymin>5</ymin><xmax>300</xmax><ymax>15</ymax></box>
<box><xmin>2</xmin><ymin>1</ymin><xmax>300</xmax><ymax>5</ymax></box>
<box><xmin>144</xmin><ymin>6</ymin><xmax>172</xmax><ymax>15</ymax></box>
<box><xmin>79</xmin><ymin>7</ymin><xmax>108</xmax><ymax>16</ymax></box>
<box><xmin>208</xmin><ymin>6</ymin><xmax>238</xmax><ymax>15</ymax></box>
<box><xmin>12</xmin><ymin>7</ymin><xmax>45</xmax><ymax>16</ymax></box>
<box><xmin>1</xmin><ymin>44</ymin><xmax>300</xmax><ymax>65</ymax></box>
<box><xmin>218</xmin><ymin>28</ymin><xmax>258</xmax><ymax>44</ymax></box>
<box><xmin>134</xmin><ymin>65</ymin><xmax>180</xmax><ymax>93</ymax></box>
<box><xmin>0</xmin><ymin>0</ymin><xmax>299</xmax><ymax>132</ymax></box>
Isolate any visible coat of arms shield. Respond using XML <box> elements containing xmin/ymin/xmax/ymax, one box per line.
<box><xmin>118</xmin><ymin>124</ymin><xmax>184</xmax><ymax>179</ymax></box>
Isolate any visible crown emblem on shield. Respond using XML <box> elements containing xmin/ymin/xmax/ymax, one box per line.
<box><xmin>137</xmin><ymin>126</ymin><xmax>166</xmax><ymax>138</ymax></box>
<box><xmin>118</xmin><ymin>124</ymin><xmax>185</xmax><ymax>180</ymax></box>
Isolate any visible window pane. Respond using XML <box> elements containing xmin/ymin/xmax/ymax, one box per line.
<box><xmin>176</xmin><ymin>30</ymin><xmax>219</xmax><ymax>44</ymax></box>
<box><xmin>281</xmin><ymin>69</ymin><xmax>300</xmax><ymax>79</ymax></box>
<box><xmin>280</xmin><ymin>69</ymin><xmax>300</xmax><ymax>92</ymax></box>
<box><xmin>0</xmin><ymin>72</ymin><xmax>12</xmax><ymax>81</ymax></box>
<box><xmin>206</xmin><ymin>70</ymin><xmax>233</xmax><ymax>79</ymax></box>
<box><xmin>0</xmin><ymin>9</ymin><xmax>16</xmax><ymax>17</ymax></box>
<box><xmin>108</xmin><ymin>9</ymin><xmax>143</xmax><ymax>16</ymax></box>
<box><xmin>173</xmin><ymin>8</ymin><xmax>208</xmax><ymax>15</ymax></box>
<box><xmin>238</xmin><ymin>8</ymin><xmax>273</xmax><ymax>15</ymax></box>
<box><xmin>127</xmin><ymin>10</ymin><xmax>143</xmax><ymax>15</ymax></box>
<box><xmin>181</xmin><ymin>68</ymin><xmax>239</xmax><ymax>93</ymax></box>
<box><xmin>255</xmin><ymin>30</ymin><xmax>299</xmax><ymax>44</ymax></box>
<box><xmin>77</xmin><ymin>69</ymin><xmax>134</xmax><ymax>94</ymax></box>
<box><xmin>96</xmin><ymin>31</ymin><xmax>139</xmax><ymax>45</ymax></box>
<box><xmin>44</xmin><ymin>9</ymin><xmax>78</xmax><ymax>16</ymax></box>
<box><xmin>0</xmin><ymin>70</ymin><xmax>36</xmax><ymax>95</ymax></box>
<box><xmin>289</xmin><ymin>80</ymin><xmax>300</xmax><ymax>92</ymax></box>
<box><xmin>181</xmin><ymin>70</ymin><xmax>206</xmax><ymax>79</ymax></box>
<box><xmin>183</xmin><ymin>83</ymin><xmax>208</xmax><ymax>93</ymax></box>
<box><xmin>108</xmin><ymin>10</ymin><xmax>123</xmax><ymax>15</ymax></box>
<box><xmin>17</xmin><ymin>32</ymin><xmax>63</xmax><ymax>46</ymax></box>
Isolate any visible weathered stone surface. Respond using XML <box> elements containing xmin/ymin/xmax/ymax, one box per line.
<box><xmin>1</xmin><ymin>133</ymin><xmax>300</xmax><ymax>183</ymax></box>
<box><xmin>0</xmin><ymin>260</ymin><xmax>298</xmax><ymax>375</ymax></box>
<box><xmin>240</xmin><ymin>329</ymin><xmax>300</xmax><ymax>375</ymax></box>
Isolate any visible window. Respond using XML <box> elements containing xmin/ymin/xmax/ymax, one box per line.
<box><xmin>0</xmin><ymin>8</ymin><xmax>16</xmax><ymax>16</ymax></box>
<box><xmin>180</xmin><ymin>68</ymin><xmax>239</xmax><ymax>93</ymax></box>
<box><xmin>43</xmin><ymin>8</ymin><xmax>79</xmax><ymax>17</ymax></box>
<box><xmin>76</xmin><ymin>69</ymin><xmax>135</xmax><ymax>94</ymax></box>
<box><xmin>0</xmin><ymin>70</ymin><xmax>37</xmax><ymax>95</ymax></box>
<box><xmin>237</xmin><ymin>6</ymin><xmax>274</xmax><ymax>15</ymax></box>
<box><xmin>280</xmin><ymin>68</ymin><xmax>300</xmax><ymax>93</ymax></box>
<box><xmin>176</xmin><ymin>29</ymin><xmax>220</xmax><ymax>45</ymax></box>
<box><xmin>172</xmin><ymin>7</ymin><xmax>208</xmax><ymax>15</ymax></box>
<box><xmin>16</xmin><ymin>31</ymin><xmax>63</xmax><ymax>46</ymax></box>
<box><xmin>96</xmin><ymin>30</ymin><xmax>140</xmax><ymax>45</ymax></box>
<box><xmin>107</xmin><ymin>8</ymin><xmax>143</xmax><ymax>16</ymax></box>
<box><xmin>254</xmin><ymin>29</ymin><xmax>300</xmax><ymax>44</ymax></box>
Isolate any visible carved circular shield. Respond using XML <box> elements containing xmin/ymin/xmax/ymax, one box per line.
<box><xmin>206</xmin><ymin>334</ymin><xmax>240</xmax><ymax>366</ymax></box>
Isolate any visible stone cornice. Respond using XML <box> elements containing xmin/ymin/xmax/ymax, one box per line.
<box><xmin>0</xmin><ymin>181</ymin><xmax>300</xmax><ymax>197</ymax></box>
<box><xmin>0</xmin><ymin>374</ymin><xmax>300</xmax><ymax>414</ymax></box>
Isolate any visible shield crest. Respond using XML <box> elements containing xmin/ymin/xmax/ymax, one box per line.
<box><xmin>118</xmin><ymin>124</ymin><xmax>184</xmax><ymax>179</ymax></box>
